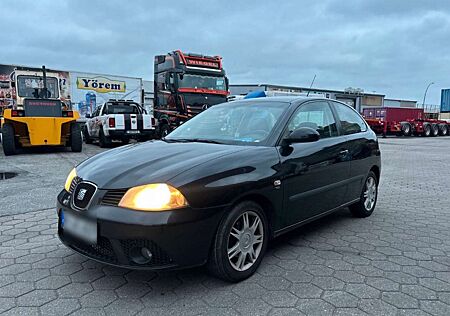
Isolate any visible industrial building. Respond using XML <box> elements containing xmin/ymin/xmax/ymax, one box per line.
<box><xmin>230</xmin><ymin>84</ymin><xmax>388</xmax><ymax>112</ymax></box>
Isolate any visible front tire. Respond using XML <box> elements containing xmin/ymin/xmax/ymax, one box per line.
<box><xmin>1</xmin><ymin>123</ymin><xmax>16</xmax><ymax>156</ymax></box>
<box><xmin>208</xmin><ymin>201</ymin><xmax>268</xmax><ymax>282</ymax></box>
<box><xmin>83</xmin><ymin>126</ymin><xmax>93</xmax><ymax>144</ymax></box>
<box><xmin>159</xmin><ymin>124</ymin><xmax>170</xmax><ymax>138</ymax></box>
<box><xmin>349</xmin><ymin>171</ymin><xmax>378</xmax><ymax>218</ymax></box>
<box><xmin>99</xmin><ymin>128</ymin><xmax>111</xmax><ymax>148</ymax></box>
<box><xmin>70</xmin><ymin>123</ymin><xmax>82</xmax><ymax>152</ymax></box>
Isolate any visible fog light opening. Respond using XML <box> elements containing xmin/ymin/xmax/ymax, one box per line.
<box><xmin>130</xmin><ymin>247</ymin><xmax>153</xmax><ymax>264</ymax></box>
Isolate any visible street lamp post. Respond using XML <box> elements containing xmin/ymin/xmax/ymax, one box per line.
<box><xmin>422</xmin><ymin>82</ymin><xmax>435</xmax><ymax>110</ymax></box>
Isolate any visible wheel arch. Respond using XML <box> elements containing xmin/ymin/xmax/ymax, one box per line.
<box><xmin>230</xmin><ymin>193</ymin><xmax>277</xmax><ymax>239</ymax></box>
<box><xmin>370</xmin><ymin>165</ymin><xmax>380</xmax><ymax>182</ymax></box>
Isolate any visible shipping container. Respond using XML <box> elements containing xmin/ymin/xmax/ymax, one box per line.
<box><xmin>440</xmin><ymin>89</ymin><xmax>450</xmax><ymax>113</ymax></box>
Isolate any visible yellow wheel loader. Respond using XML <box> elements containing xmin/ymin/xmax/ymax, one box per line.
<box><xmin>1</xmin><ymin>66</ymin><xmax>82</xmax><ymax>156</ymax></box>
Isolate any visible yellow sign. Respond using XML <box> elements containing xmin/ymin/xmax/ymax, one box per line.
<box><xmin>76</xmin><ymin>76</ymin><xmax>126</xmax><ymax>93</ymax></box>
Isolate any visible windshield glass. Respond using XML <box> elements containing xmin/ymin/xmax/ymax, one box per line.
<box><xmin>17</xmin><ymin>75</ymin><xmax>59</xmax><ymax>98</ymax></box>
<box><xmin>166</xmin><ymin>101</ymin><xmax>288</xmax><ymax>145</ymax></box>
<box><xmin>178</xmin><ymin>74</ymin><xmax>226</xmax><ymax>91</ymax></box>
<box><xmin>106</xmin><ymin>103</ymin><xmax>140</xmax><ymax>114</ymax></box>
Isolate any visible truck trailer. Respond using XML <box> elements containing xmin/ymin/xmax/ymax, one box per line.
<box><xmin>362</xmin><ymin>107</ymin><xmax>450</xmax><ymax>137</ymax></box>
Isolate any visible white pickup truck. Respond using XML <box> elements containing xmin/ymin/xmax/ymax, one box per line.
<box><xmin>83</xmin><ymin>100</ymin><xmax>156</xmax><ymax>147</ymax></box>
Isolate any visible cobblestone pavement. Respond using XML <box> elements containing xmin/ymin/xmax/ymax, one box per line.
<box><xmin>0</xmin><ymin>137</ymin><xmax>450</xmax><ymax>315</ymax></box>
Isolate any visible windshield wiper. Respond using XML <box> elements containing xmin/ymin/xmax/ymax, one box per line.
<box><xmin>164</xmin><ymin>138</ymin><xmax>223</xmax><ymax>144</ymax></box>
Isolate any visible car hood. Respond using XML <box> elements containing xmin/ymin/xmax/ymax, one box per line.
<box><xmin>76</xmin><ymin>140</ymin><xmax>250</xmax><ymax>189</ymax></box>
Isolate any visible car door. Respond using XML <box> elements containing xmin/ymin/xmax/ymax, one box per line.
<box><xmin>279</xmin><ymin>100</ymin><xmax>351</xmax><ymax>226</ymax></box>
<box><xmin>330</xmin><ymin>101</ymin><xmax>376</xmax><ymax>202</ymax></box>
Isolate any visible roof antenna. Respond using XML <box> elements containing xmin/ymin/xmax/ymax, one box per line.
<box><xmin>306</xmin><ymin>74</ymin><xmax>316</xmax><ymax>97</ymax></box>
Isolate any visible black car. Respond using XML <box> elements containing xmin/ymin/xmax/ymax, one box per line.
<box><xmin>57</xmin><ymin>97</ymin><xmax>381</xmax><ymax>282</ymax></box>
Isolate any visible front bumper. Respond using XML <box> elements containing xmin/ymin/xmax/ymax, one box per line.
<box><xmin>56</xmin><ymin>189</ymin><xmax>225</xmax><ymax>270</ymax></box>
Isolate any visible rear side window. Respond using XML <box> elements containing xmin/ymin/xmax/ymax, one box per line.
<box><xmin>332</xmin><ymin>102</ymin><xmax>367</xmax><ymax>135</ymax></box>
<box><xmin>105</xmin><ymin>104</ymin><xmax>140</xmax><ymax>114</ymax></box>
<box><xmin>288</xmin><ymin>101</ymin><xmax>338</xmax><ymax>139</ymax></box>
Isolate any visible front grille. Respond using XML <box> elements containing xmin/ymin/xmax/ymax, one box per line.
<box><xmin>186</xmin><ymin>105</ymin><xmax>204</xmax><ymax>117</ymax></box>
<box><xmin>62</xmin><ymin>233</ymin><xmax>118</xmax><ymax>264</ymax></box>
<box><xmin>69</xmin><ymin>176</ymin><xmax>82</xmax><ymax>193</ymax></box>
<box><xmin>101</xmin><ymin>189</ymin><xmax>127</xmax><ymax>206</ymax></box>
<box><xmin>120</xmin><ymin>239</ymin><xmax>174</xmax><ymax>267</ymax></box>
<box><xmin>72</xmin><ymin>182</ymin><xmax>97</xmax><ymax>210</ymax></box>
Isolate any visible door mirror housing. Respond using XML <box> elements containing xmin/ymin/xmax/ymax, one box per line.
<box><xmin>283</xmin><ymin>127</ymin><xmax>320</xmax><ymax>145</ymax></box>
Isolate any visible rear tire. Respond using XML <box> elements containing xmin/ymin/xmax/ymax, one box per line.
<box><xmin>83</xmin><ymin>125</ymin><xmax>93</xmax><ymax>144</ymax></box>
<box><xmin>70</xmin><ymin>123</ymin><xmax>82</xmax><ymax>152</ymax></box>
<box><xmin>439</xmin><ymin>124</ymin><xmax>448</xmax><ymax>136</ymax></box>
<box><xmin>1</xmin><ymin>123</ymin><xmax>16</xmax><ymax>156</ymax></box>
<box><xmin>99</xmin><ymin>128</ymin><xmax>111</xmax><ymax>148</ymax></box>
<box><xmin>349</xmin><ymin>171</ymin><xmax>378</xmax><ymax>218</ymax></box>
<box><xmin>431</xmin><ymin>124</ymin><xmax>439</xmax><ymax>137</ymax></box>
<box><xmin>207</xmin><ymin>201</ymin><xmax>269</xmax><ymax>282</ymax></box>
<box><xmin>423</xmin><ymin>124</ymin><xmax>431</xmax><ymax>137</ymax></box>
<box><xmin>401</xmin><ymin>123</ymin><xmax>412</xmax><ymax>136</ymax></box>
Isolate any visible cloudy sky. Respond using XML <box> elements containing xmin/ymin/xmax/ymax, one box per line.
<box><xmin>1</xmin><ymin>0</ymin><xmax>449</xmax><ymax>104</ymax></box>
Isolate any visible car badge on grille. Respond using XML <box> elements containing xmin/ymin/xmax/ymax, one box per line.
<box><xmin>77</xmin><ymin>188</ymin><xmax>87</xmax><ymax>201</ymax></box>
<box><xmin>202</xmin><ymin>104</ymin><xmax>209</xmax><ymax>110</ymax></box>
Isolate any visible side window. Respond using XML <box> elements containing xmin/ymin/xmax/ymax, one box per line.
<box><xmin>332</xmin><ymin>102</ymin><xmax>367</xmax><ymax>135</ymax></box>
<box><xmin>288</xmin><ymin>101</ymin><xmax>338</xmax><ymax>139</ymax></box>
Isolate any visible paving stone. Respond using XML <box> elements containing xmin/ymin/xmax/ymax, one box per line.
<box><xmin>16</xmin><ymin>289</ymin><xmax>57</xmax><ymax>307</ymax></box>
<box><xmin>322</xmin><ymin>291</ymin><xmax>359</xmax><ymax>308</ymax></box>
<box><xmin>262</xmin><ymin>290</ymin><xmax>298</xmax><ymax>307</ymax></box>
<box><xmin>40</xmin><ymin>298</ymin><xmax>81</xmax><ymax>316</ymax></box>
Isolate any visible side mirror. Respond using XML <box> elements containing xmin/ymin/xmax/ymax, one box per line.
<box><xmin>283</xmin><ymin>127</ymin><xmax>320</xmax><ymax>145</ymax></box>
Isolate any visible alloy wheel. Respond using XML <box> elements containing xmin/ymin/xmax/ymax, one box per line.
<box><xmin>227</xmin><ymin>211</ymin><xmax>264</xmax><ymax>272</ymax></box>
<box><xmin>363</xmin><ymin>176</ymin><xmax>377</xmax><ymax>211</ymax></box>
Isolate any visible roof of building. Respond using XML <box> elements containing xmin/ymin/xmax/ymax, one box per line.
<box><xmin>230</xmin><ymin>83</ymin><xmax>385</xmax><ymax>97</ymax></box>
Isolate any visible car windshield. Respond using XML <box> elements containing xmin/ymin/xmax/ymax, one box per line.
<box><xmin>17</xmin><ymin>75</ymin><xmax>59</xmax><ymax>98</ymax></box>
<box><xmin>178</xmin><ymin>74</ymin><xmax>226</xmax><ymax>91</ymax></box>
<box><xmin>166</xmin><ymin>101</ymin><xmax>288</xmax><ymax>146</ymax></box>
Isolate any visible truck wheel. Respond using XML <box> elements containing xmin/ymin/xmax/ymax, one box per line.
<box><xmin>83</xmin><ymin>126</ymin><xmax>93</xmax><ymax>144</ymax></box>
<box><xmin>1</xmin><ymin>123</ymin><xmax>16</xmax><ymax>156</ymax></box>
<box><xmin>207</xmin><ymin>201</ymin><xmax>268</xmax><ymax>282</ymax></box>
<box><xmin>349</xmin><ymin>171</ymin><xmax>378</xmax><ymax>218</ymax></box>
<box><xmin>439</xmin><ymin>124</ymin><xmax>448</xmax><ymax>136</ymax></box>
<box><xmin>70</xmin><ymin>123</ymin><xmax>82</xmax><ymax>152</ymax></box>
<box><xmin>423</xmin><ymin>124</ymin><xmax>431</xmax><ymax>137</ymax></box>
<box><xmin>431</xmin><ymin>124</ymin><xmax>439</xmax><ymax>136</ymax></box>
<box><xmin>159</xmin><ymin>124</ymin><xmax>171</xmax><ymax>138</ymax></box>
<box><xmin>401</xmin><ymin>123</ymin><xmax>412</xmax><ymax>136</ymax></box>
<box><xmin>99</xmin><ymin>128</ymin><xmax>111</xmax><ymax>148</ymax></box>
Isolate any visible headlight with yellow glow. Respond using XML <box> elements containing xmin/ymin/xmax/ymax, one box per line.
<box><xmin>118</xmin><ymin>183</ymin><xmax>188</xmax><ymax>211</ymax></box>
<box><xmin>64</xmin><ymin>168</ymin><xmax>77</xmax><ymax>192</ymax></box>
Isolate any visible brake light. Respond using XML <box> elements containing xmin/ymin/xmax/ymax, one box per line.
<box><xmin>109</xmin><ymin>117</ymin><xmax>115</xmax><ymax>128</ymax></box>
<box><xmin>11</xmin><ymin>110</ymin><xmax>24</xmax><ymax>117</ymax></box>
<box><xmin>151</xmin><ymin>117</ymin><xmax>156</xmax><ymax>126</ymax></box>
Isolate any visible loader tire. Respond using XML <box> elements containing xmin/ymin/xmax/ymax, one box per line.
<box><xmin>1</xmin><ymin>123</ymin><xmax>16</xmax><ymax>156</ymax></box>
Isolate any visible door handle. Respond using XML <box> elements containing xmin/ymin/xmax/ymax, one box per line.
<box><xmin>339</xmin><ymin>149</ymin><xmax>349</xmax><ymax>156</ymax></box>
